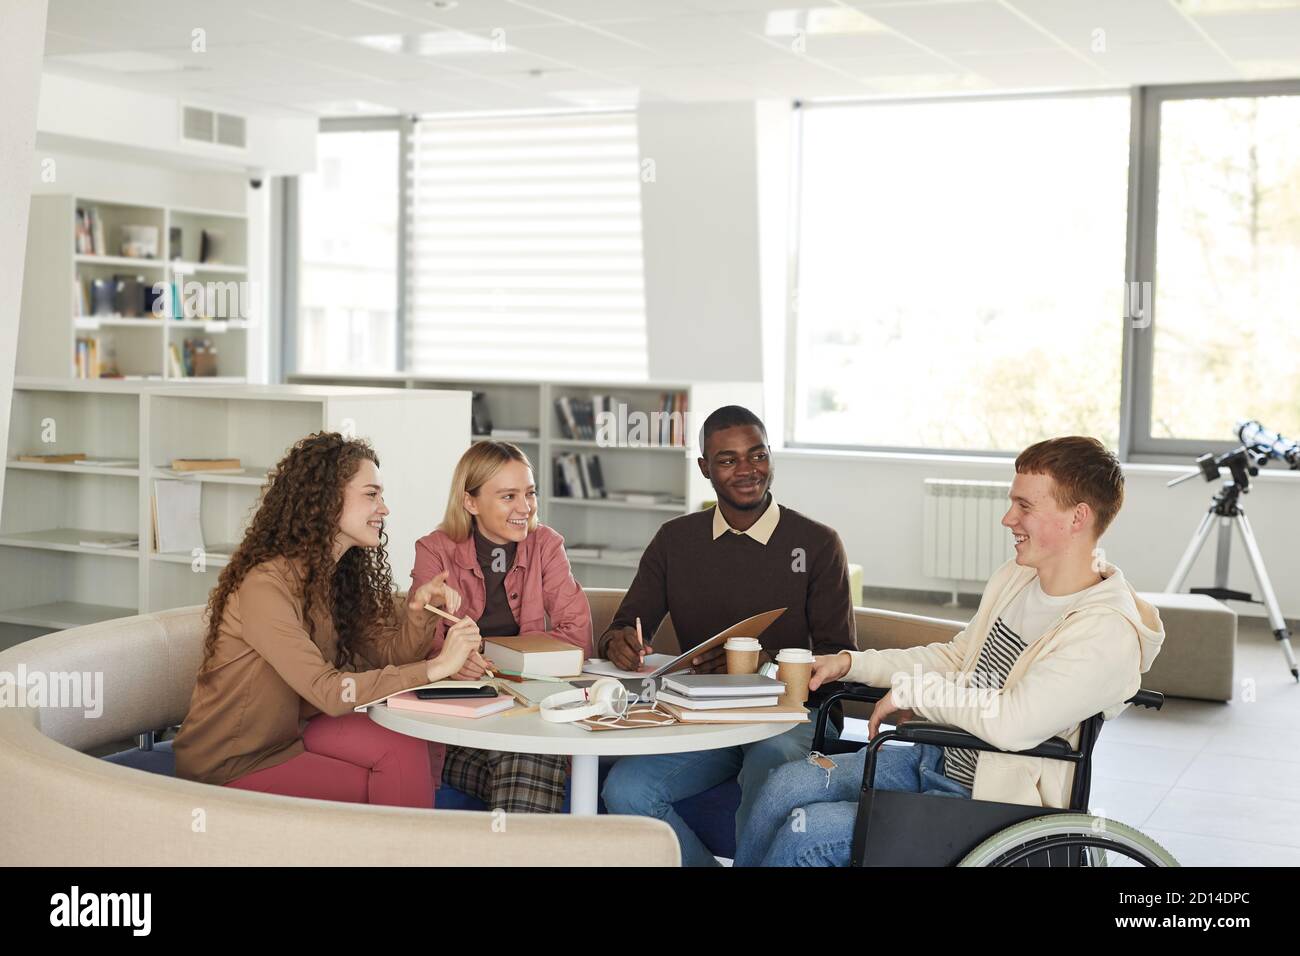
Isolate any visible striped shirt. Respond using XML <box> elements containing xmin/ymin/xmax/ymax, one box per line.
<box><xmin>942</xmin><ymin>616</ymin><xmax>1028</xmax><ymax>788</ymax></box>
<box><xmin>941</xmin><ymin>578</ymin><xmax>1100</xmax><ymax>790</ymax></box>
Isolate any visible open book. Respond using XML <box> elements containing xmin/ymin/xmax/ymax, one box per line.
<box><xmin>583</xmin><ymin>607</ymin><xmax>786</xmax><ymax>681</ymax></box>
<box><xmin>353</xmin><ymin>681</ymin><xmax>494</xmax><ymax>712</ymax></box>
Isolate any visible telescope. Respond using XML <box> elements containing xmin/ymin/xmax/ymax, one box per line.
<box><xmin>1166</xmin><ymin>420</ymin><xmax>1297</xmax><ymax>681</ymax></box>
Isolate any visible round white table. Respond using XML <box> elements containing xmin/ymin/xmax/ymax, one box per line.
<box><xmin>368</xmin><ymin>703</ymin><xmax>797</xmax><ymax>815</ymax></box>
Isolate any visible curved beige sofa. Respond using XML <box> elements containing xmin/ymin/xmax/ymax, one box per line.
<box><xmin>0</xmin><ymin>583</ymin><xmax>968</xmax><ymax>866</ymax></box>
<box><xmin>0</xmin><ymin>596</ymin><xmax>679</xmax><ymax>866</ymax></box>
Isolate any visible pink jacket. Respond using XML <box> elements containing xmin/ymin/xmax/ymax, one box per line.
<box><xmin>410</xmin><ymin>523</ymin><xmax>593</xmax><ymax>659</ymax></box>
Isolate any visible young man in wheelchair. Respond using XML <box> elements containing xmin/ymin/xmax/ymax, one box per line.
<box><xmin>735</xmin><ymin>436</ymin><xmax>1165</xmax><ymax>867</ymax></box>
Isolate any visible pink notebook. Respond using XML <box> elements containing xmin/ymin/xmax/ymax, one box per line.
<box><xmin>385</xmin><ymin>692</ymin><xmax>515</xmax><ymax>718</ymax></box>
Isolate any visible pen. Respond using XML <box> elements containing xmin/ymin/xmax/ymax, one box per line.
<box><xmin>636</xmin><ymin>615</ymin><xmax>645</xmax><ymax>664</ymax></box>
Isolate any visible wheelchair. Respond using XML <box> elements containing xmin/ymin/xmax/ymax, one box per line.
<box><xmin>810</xmin><ymin>685</ymin><xmax>1180</xmax><ymax>867</ymax></box>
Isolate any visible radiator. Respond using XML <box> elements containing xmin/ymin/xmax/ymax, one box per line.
<box><xmin>922</xmin><ymin>479</ymin><xmax>1014</xmax><ymax>582</ymax></box>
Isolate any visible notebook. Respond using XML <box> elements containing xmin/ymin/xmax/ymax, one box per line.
<box><xmin>658</xmin><ymin>702</ymin><xmax>809</xmax><ymax>724</ymax></box>
<box><xmin>660</xmin><ymin>674</ymin><xmax>786</xmax><ymax>698</ymax></box>
<box><xmin>654</xmin><ymin>690</ymin><xmax>778</xmax><ymax>710</ymax></box>
<box><xmin>385</xmin><ymin>692</ymin><xmax>515</xmax><ymax>719</ymax></box>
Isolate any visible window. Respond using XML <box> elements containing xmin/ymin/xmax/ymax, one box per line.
<box><xmin>789</xmin><ymin>94</ymin><xmax>1132</xmax><ymax>452</ymax></box>
<box><xmin>297</xmin><ymin>127</ymin><xmax>399</xmax><ymax>373</ymax></box>
<box><xmin>404</xmin><ymin>112</ymin><xmax>648</xmax><ymax>380</ymax></box>
<box><xmin>1148</xmin><ymin>93</ymin><xmax>1300</xmax><ymax>443</ymax></box>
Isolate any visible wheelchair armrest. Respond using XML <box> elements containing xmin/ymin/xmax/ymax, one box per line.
<box><xmin>889</xmin><ymin>720</ymin><xmax>1079</xmax><ymax>761</ymax></box>
<box><xmin>812</xmin><ymin>684</ymin><xmax>889</xmax><ymax>752</ymax></box>
<box><xmin>1127</xmin><ymin>689</ymin><xmax>1164</xmax><ymax>710</ymax></box>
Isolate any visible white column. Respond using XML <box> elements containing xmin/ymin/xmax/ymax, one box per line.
<box><xmin>0</xmin><ymin>0</ymin><xmax>50</xmax><ymax>514</ymax></box>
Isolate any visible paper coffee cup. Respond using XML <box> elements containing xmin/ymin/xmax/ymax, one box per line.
<box><xmin>725</xmin><ymin>637</ymin><xmax>762</xmax><ymax>675</ymax></box>
<box><xmin>775</xmin><ymin>648</ymin><xmax>814</xmax><ymax>706</ymax></box>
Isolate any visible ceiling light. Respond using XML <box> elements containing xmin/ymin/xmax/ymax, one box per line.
<box><xmin>765</xmin><ymin>7</ymin><xmax>885</xmax><ymax>37</ymax></box>
<box><xmin>355</xmin><ymin>31</ymin><xmax>504</xmax><ymax>56</ymax></box>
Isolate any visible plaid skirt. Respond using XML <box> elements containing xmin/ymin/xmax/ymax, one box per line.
<box><xmin>440</xmin><ymin>746</ymin><xmax>568</xmax><ymax>814</ymax></box>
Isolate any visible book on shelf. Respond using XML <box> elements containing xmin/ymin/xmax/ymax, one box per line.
<box><xmin>490</xmin><ymin>427</ymin><xmax>538</xmax><ymax>440</ymax></box>
<box><xmin>78</xmin><ymin>534</ymin><xmax>140</xmax><ymax>550</ymax></box>
<box><xmin>564</xmin><ymin>543</ymin><xmax>606</xmax><ymax>560</ymax></box>
<box><xmin>17</xmin><ymin>452</ymin><xmax>87</xmax><ymax>464</ymax></box>
<box><xmin>75</xmin><ymin>205</ymin><xmax>105</xmax><ymax>256</ymax></box>
<box><xmin>552</xmin><ymin>452</ymin><xmax>606</xmax><ymax>499</ymax></box>
<box><xmin>73</xmin><ymin>458</ymin><xmax>136</xmax><ymax>468</ymax></box>
<box><xmin>600</xmin><ymin>547</ymin><xmax>644</xmax><ymax>563</ymax></box>
<box><xmin>606</xmin><ymin>490</ymin><xmax>677</xmax><ymax>505</ymax></box>
<box><xmin>170</xmin><ymin>458</ymin><xmax>242</xmax><ymax>473</ymax></box>
<box><xmin>152</xmin><ymin>479</ymin><xmax>204</xmax><ymax>554</ymax></box>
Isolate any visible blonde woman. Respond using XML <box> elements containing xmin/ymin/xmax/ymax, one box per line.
<box><xmin>411</xmin><ymin>441</ymin><xmax>592</xmax><ymax>812</ymax></box>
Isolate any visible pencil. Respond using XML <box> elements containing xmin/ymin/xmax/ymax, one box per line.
<box><xmin>425</xmin><ymin>603</ymin><xmax>494</xmax><ymax>678</ymax></box>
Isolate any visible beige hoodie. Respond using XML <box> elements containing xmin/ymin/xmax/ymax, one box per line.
<box><xmin>845</xmin><ymin>558</ymin><xmax>1164</xmax><ymax>808</ymax></box>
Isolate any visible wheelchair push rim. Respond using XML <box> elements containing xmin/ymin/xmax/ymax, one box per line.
<box><xmin>956</xmin><ymin>814</ymin><xmax>1180</xmax><ymax>868</ymax></box>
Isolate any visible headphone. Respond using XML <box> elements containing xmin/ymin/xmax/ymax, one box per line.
<box><xmin>540</xmin><ymin>679</ymin><xmax>632</xmax><ymax>723</ymax></box>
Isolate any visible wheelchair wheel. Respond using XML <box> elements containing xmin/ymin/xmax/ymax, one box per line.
<box><xmin>956</xmin><ymin>814</ymin><xmax>1180</xmax><ymax>867</ymax></box>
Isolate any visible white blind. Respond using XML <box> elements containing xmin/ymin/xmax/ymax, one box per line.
<box><xmin>405</xmin><ymin>112</ymin><xmax>648</xmax><ymax>379</ymax></box>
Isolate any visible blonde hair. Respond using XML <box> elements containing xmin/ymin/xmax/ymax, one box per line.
<box><xmin>441</xmin><ymin>441</ymin><xmax>539</xmax><ymax>542</ymax></box>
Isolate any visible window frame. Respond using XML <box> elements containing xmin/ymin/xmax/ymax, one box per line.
<box><xmin>1126</xmin><ymin>79</ymin><xmax>1300</xmax><ymax>463</ymax></box>
<box><xmin>784</xmin><ymin>81</ymin><xmax>1300</xmax><ymax>464</ymax></box>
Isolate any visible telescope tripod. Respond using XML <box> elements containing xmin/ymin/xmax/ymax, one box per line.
<box><xmin>1166</xmin><ymin>480</ymin><xmax>1298</xmax><ymax>682</ymax></box>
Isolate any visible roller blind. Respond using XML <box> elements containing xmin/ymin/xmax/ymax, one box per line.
<box><xmin>405</xmin><ymin>111</ymin><xmax>648</xmax><ymax>379</ymax></box>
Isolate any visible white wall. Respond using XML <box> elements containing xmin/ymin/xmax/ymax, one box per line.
<box><xmin>0</xmin><ymin>1</ymin><xmax>50</xmax><ymax>513</ymax></box>
<box><xmin>773</xmin><ymin>449</ymin><xmax>1300</xmax><ymax>620</ymax></box>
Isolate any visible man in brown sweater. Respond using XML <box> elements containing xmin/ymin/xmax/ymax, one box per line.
<box><xmin>599</xmin><ymin>405</ymin><xmax>856</xmax><ymax>866</ymax></box>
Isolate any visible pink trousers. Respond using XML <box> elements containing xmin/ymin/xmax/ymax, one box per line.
<box><xmin>225</xmin><ymin>712</ymin><xmax>438</xmax><ymax>808</ymax></box>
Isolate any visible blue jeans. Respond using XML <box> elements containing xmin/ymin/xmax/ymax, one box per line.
<box><xmin>600</xmin><ymin>710</ymin><xmax>838</xmax><ymax>867</ymax></box>
<box><xmin>734</xmin><ymin>742</ymin><xmax>971</xmax><ymax>867</ymax></box>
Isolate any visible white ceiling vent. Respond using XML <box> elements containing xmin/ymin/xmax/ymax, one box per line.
<box><xmin>181</xmin><ymin>105</ymin><xmax>248</xmax><ymax>150</ymax></box>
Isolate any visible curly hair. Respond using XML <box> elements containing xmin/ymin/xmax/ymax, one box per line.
<box><xmin>201</xmin><ymin>432</ymin><xmax>397</xmax><ymax>669</ymax></box>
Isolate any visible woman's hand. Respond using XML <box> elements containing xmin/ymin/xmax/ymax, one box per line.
<box><xmin>409</xmin><ymin>571</ymin><xmax>462</xmax><ymax>615</ymax></box>
<box><xmin>426</xmin><ymin>617</ymin><xmax>482</xmax><ymax>682</ymax></box>
<box><xmin>454</xmin><ymin>650</ymin><xmax>497</xmax><ymax>681</ymax></box>
<box><xmin>807</xmin><ymin>651</ymin><xmax>852</xmax><ymax>692</ymax></box>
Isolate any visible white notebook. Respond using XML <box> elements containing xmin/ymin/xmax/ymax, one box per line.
<box><xmin>655</xmin><ymin>690</ymin><xmax>778</xmax><ymax>710</ymax></box>
<box><xmin>661</xmin><ymin>674</ymin><xmax>787</xmax><ymax>698</ymax></box>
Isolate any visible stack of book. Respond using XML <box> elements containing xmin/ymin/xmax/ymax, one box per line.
<box><xmin>656</xmin><ymin>674</ymin><xmax>807</xmax><ymax>723</ymax></box>
<box><xmin>553</xmin><ymin>395</ymin><xmax>596</xmax><ymax>439</ymax></box>
<box><xmin>553</xmin><ymin>452</ymin><xmax>606</xmax><ymax>499</ymax></box>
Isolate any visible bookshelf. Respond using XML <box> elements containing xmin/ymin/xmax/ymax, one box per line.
<box><xmin>18</xmin><ymin>195</ymin><xmax>252</xmax><ymax>383</ymax></box>
<box><xmin>1</xmin><ymin>379</ymin><xmax>470</xmax><ymax>645</ymax></box>
<box><xmin>288</xmin><ymin>373</ymin><xmax>763</xmax><ymax>589</ymax></box>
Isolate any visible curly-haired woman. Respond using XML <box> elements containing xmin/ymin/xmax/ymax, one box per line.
<box><xmin>412</xmin><ymin>441</ymin><xmax>592</xmax><ymax>813</ymax></box>
<box><xmin>174</xmin><ymin>432</ymin><xmax>481</xmax><ymax>807</ymax></box>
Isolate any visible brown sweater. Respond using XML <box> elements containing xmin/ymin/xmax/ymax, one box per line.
<box><xmin>601</xmin><ymin>505</ymin><xmax>857</xmax><ymax>665</ymax></box>
<box><xmin>174</xmin><ymin>557</ymin><xmax>437</xmax><ymax>786</ymax></box>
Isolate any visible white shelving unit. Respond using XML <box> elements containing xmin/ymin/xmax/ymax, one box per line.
<box><xmin>1</xmin><ymin>379</ymin><xmax>470</xmax><ymax>642</ymax></box>
<box><xmin>289</xmin><ymin>372</ymin><xmax>763</xmax><ymax>588</ymax></box>
<box><xmin>18</xmin><ymin>195</ymin><xmax>252</xmax><ymax>383</ymax></box>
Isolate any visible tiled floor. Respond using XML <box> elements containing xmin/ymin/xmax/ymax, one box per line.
<box><xmin>864</xmin><ymin>595</ymin><xmax>1300</xmax><ymax>867</ymax></box>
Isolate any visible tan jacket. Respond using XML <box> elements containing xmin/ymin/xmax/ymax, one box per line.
<box><xmin>174</xmin><ymin>557</ymin><xmax>437</xmax><ymax>786</ymax></box>
<box><xmin>845</xmin><ymin>559</ymin><xmax>1164</xmax><ymax>808</ymax></box>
